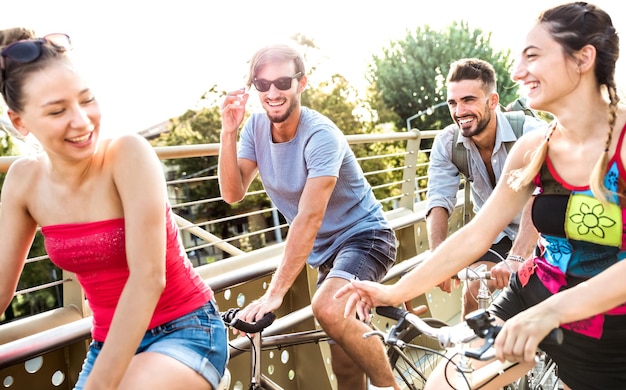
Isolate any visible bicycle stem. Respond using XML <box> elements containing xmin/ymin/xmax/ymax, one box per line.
<box><xmin>251</xmin><ymin>333</ymin><xmax>263</xmax><ymax>387</ymax></box>
<box><xmin>477</xmin><ymin>280</ymin><xmax>491</xmax><ymax>311</ymax></box>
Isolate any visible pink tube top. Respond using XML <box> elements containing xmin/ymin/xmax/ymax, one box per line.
<box><xmin>41</xmin><ymin>207</ymin><xmax>213</xmax><ymax>341</ymax></box>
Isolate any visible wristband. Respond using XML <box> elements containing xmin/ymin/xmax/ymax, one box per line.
<box><xmin>506</xmin><ymin>255</ymin><xmax>526</xmax><ymax>263</ymax></box>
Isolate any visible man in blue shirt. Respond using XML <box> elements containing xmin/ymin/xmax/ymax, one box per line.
<box><xmin>218</xmin><ymin>44</ymin><xmax>398</xmax><ymax>390</ymax></box>
<box><xmin>426</xmin><ymin>58</ymin><xmax>545</xmax><ymax>318</ymax></box>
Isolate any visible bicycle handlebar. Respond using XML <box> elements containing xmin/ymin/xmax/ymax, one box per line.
<box><xmin>455</xmin><ymin>264</ymin><xmax>491</xmax><ymax>281</ymax></box>
<box><xmin>456</xmin><ymin>269</ymin><xmax>492</xmax><ymax>281</ymax></box>
<box><xmin>375</xmin><ymin>306</ymin><xmax>563</xmax><ymax>361</ymax></box>
<box><xmin>221</xmin><ymin>308</ymin><xmax>276</xmax><ymax>334</ymax></box>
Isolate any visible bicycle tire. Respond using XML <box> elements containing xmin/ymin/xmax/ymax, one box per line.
<box><xmin>387</xmin><ymin>317</ymin><xmax>449</xmax><ymax>390</ymax></box>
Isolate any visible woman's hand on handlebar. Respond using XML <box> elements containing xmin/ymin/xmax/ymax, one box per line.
<box><xmin>494</xmin><ymin>304</ymin><xmax>561</xmax><ymax>363</ymax></box>
<box><xmin>334</xmin><ymin>279</ymin><xmax>397</xmax><ymax>321</ymax></box>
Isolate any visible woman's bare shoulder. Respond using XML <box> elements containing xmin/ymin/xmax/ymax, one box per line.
<box><xmin>6</xmin><ymin>154</ymin><xmax>45</xmax><ymax>179</ymax></box>
<box><xmin>104</xmin><ymin>133</ymin><xmax>152</xmax><ymax>152</ymax></box>
<box><xmin>1</xmin><ymin>154</ymin><xmax>45</xmax><ymax>202</ymax></box>
<box><xmin>99</xmin><ymin>133</ymin><xmax>155</xmax><ymax>165</ymax></box>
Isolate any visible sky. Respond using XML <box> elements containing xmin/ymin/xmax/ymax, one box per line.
<box><xmin>1</xmin><ymin>0</ymin><xmax>624</xmax><ymax>136</ymax></box>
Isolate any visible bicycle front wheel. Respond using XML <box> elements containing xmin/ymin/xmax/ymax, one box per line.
<box><xmin>387</xmin><ymin>318</ymin><xmax>449</xmax><ymax>390</ymax></box>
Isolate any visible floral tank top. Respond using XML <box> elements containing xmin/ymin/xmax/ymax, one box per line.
<box><xmin>529</xmin><ymin>124</ymin><xmax>626</xmax><ymax>338</ymax></box>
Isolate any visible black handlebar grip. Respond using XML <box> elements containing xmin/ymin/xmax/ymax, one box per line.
<box><xmin>221</xmin><ymin>309</ymin><xmax>276</xmax><ymax>334</ymax></box>
<box><xmin>376</xmin><ymin>306</ymin><xmax>407</xmax><ymax>321</ymax></box>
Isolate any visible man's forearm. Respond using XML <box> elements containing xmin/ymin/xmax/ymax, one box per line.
<box><xmin>426</xmin><ymin>207</ymin><xmax>450</xmax><ymax>250</ymax></box>
<box><xmin>266</xmin><ymin>214</ymin><xmax>317</xmax><ymax>298</ymax></box>
<box><xmin>218</xmin><ymin>132</ymin><xmax>245</xmax><ymax>203</ymax></box>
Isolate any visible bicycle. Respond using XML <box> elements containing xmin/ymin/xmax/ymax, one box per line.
<box><xmin>375</xmin><ymin>300</ymin><xmax>564</xmax><ymax>389</ymax></box>
<box><xmin>221</xmin><ymin>307</ymin><xmax>450</xmax><ymax>390</ymax></box>
<box><xmin>457</xmin><ymin>266</ymin><xmax>562</xmax><ymax>390</ymax></box>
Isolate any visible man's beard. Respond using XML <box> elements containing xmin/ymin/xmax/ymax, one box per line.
<box><xmin>267</xmin><ymin>98</ymin><xmax>298</xmax><ymax>124</ymax></box>
<box><xmin>460</xmin><ymin>107</ymin><xmax>491</xmax><ymax>138</ymax></box>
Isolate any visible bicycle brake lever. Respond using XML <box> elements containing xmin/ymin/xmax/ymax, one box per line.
<box><xmin>463</xmin><ymin>323</ymin><xmax>499</xmax><ymax>360</ymax></box>
<box><xmin>362</xmin><ymin>330</ymin><xmax>386</xmax><ymax>340</ymax></box>
<box><xmin>463</xmin><ymin>336</ymin><xmax>496</xmax><ymax>360</ymax></box>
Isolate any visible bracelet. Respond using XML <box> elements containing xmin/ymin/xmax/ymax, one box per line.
<box><xmin>506</xmin><ymin>255</ymin><xmax>526</xmax><ymax>263</ymax></box>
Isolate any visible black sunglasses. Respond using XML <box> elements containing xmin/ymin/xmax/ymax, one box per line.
<box><xmin>0</xmin><ymin>33</ymin><xmax>71</xmax><ymax>73</ymax></box>
<box><xmin>252</xmin><ymin>72</ymin><xmax>302</xmax><ymax>92</ymax></box>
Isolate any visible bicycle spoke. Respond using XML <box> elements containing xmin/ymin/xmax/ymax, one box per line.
<box><xmin>386</xmin><ymin>318</ymin><xmax>448</xmax><ymax>390</ymax></box>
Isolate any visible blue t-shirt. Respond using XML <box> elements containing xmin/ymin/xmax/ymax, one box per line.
<box><xmin>238</xmin><ymin>107</ymin><xmax>391</xmax><ymax>267</ymax></box>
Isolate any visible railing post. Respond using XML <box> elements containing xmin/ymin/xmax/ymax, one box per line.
<box><xmin>394</xmin><ymin>129</ymin><xmax>424</xmax><ymax>262</ymax></box>
<box><xmin>400</xmin><ymin>129</ymin><xmax>421</xmax><ymax>210</ymax></box>
<box><xmin>62</xmin><ymin>271</ymin><xmax>87</xmax><ymax>316</ymax></box>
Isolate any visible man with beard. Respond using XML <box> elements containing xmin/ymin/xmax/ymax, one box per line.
<box><xmin>218</xmin><ymin>44</ymin><xmax>399</xmax><ymax>390</ymax></box>
<box><xmin>426</xmin><ymin>58</ymin><xmax>545</xmax><ymax>318</ymax></box>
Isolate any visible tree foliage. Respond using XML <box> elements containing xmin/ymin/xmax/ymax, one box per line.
<box><xmin>367</xmin><ymin>20</ymin><xmax>520</xmax><ymax>132</ymax></box>
<box><xmin>302</xmin><ymin>74</ymin><xmax>363</xmax><ymax>135</ymax></box>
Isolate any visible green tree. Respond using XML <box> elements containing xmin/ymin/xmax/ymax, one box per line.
<box><xmin>302</xmin><ymin>74</ymin><xmax>363</xmax><ymax>135</ymax></box>
<box><xmin>0</xmin><ymin>117</ymin><xmax>22</xmax><ymax>171</ymax></box>
<box><xmin>367</xmin><ymin>20</ymin><xmax>519</xmax><ymax>133</ymax></box>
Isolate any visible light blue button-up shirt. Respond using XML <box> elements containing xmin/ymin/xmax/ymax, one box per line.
<box><xmin>425</xmin><ymin>110</ymin><xmax>547</xmax><ymax>244</ymax></box>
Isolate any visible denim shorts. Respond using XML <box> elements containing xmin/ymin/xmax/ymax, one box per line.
<box><xmin>316</xmin><ymin>228</ymin><xmax>397</xmax><ymax>287</ymax></box>
<box><xmin>74</xmin><ymin>300</ymin><xmax>228</xmax><ymax>390</ymax></box>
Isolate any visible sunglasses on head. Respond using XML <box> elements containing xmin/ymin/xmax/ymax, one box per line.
<box><xmin>0</xmin><ymin>33</ymin><xmax>71</xmax><ymax>73</ymax></box>
<box><xmin>252</xmin><ymin>72</ymin><xmax>302</xmax><ymax>92</ymax></box>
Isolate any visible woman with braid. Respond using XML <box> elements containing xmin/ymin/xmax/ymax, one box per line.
<box><xmin>336</xmin><ymin>3</ymin><xmax>626</xmax><ymax>389</ymax></box>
